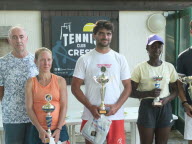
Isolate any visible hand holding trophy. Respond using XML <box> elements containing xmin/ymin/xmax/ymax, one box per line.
<box><xmin>42</xmin><ymin>94</ymin><xmax>55</xmax><ymax>143</ymax></box>
<box><xmin>152</xmin><ymin>76</ymin><xmax>163</xmax><ymax>106</ymax></box>
<box><xmin>93</xmin><ymin>66</ymin><xmax>110</xmax><ymax>114</ymax></box>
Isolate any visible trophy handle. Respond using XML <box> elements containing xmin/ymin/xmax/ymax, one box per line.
<box><xmin>153</xmin><ymin>76</ymin><xmax>163</xmax><ymax>106</ymax></box>
<box><xmin>100</xmin><ymin>85</ymin><xmax>106</xmax><ymax>112</ymax></box>
<box><xmin>100</xmin><ymin>85</ymin><xmax>106</xmax><ymax>101</ymax></box>
<box><xmin>46</xmin><ymin>113</ymin><xmax>52</xmax><ymax>136</ymax></box>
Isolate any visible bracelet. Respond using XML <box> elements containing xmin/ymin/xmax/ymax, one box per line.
<box><xmin>182</xmin><ymin>101</ymin><xmax>188</xmax><ymax>106</ymax></box>
<box><xmin>56</xmin><ymin>128</ymin><xmax>62</xmax><ymax>131</ymax></box>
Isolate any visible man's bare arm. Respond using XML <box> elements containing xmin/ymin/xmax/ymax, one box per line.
<box><xmin>105</xmin><ymin>79</ymin><xmax>132</xmax><ymax>116</ymax></box>
<box><xmin>71</xmin><ymin>77</ymin><xmax>100</xmax><ymax>119</ymax></box>
<box><xmin>177</xmin><ymin>80</ymin><xmax>192</xmax><ymax>117</ymax></box>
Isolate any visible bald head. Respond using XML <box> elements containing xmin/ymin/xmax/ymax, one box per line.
<box><xmin>8</xmin><ymin>26</ymin><xmax>29</xmax><ymax>56</ymax></box>
<box><xmin>8</xmin><ymin>26</ymin><xmax>27</xmax><ymax>39</ymax></box>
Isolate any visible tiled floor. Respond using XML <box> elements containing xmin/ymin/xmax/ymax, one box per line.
<box><xmin>167</xmin><ymin>130</ymin><xmax>187</xmax><ymax>144</ymax></box>
<box><xmin>74</xmin><ymin>130</ymin><xmax>188</xmax><ymax>144</ymax></box>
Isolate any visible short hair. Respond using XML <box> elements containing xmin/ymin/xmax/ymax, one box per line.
<box><xmin>35</xmin><ymin>47</ymin><xmax>52</xmax><ymax>60</ymax></box>
<box><xmin>8</xmin><ymin>26</ymin><xmax>27</xmax><ymax>39</ymax></box>
<box><xmin>190</xmin><ymin>20</ymin><xmax>192</xmax><ymax>30</ymax></box>
<box><xmin>93</xmin><ymin>20</ymin><xmax>114</xmax><ymax>35</ymax></box>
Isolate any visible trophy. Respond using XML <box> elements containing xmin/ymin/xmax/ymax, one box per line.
<box><xmin>42</xmin><ymin>94</ymin><xmax>55</xmax><ymax>143</ymax></box>
<box><xmin>152</xmin><ymin>76</ymin><xmax>163</xmax><ymax>106</ymax></box>
<box><xmin>179</xmin><ymin>74</ymin><xmax>192</xmax><ymax>100</ymax></box>
<box><xmin>93</xmin><ymin>66</ymin><xmax>110</xmax><ymax>114</ymax></box>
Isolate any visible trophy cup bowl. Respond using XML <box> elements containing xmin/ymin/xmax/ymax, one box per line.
<box><xmin>96</xmin><ymin>74</ymin><xmax>109</xmax><ymax>84</ymax></box>
<box><xmin>42</xmin><ymin>94</ymin><xmax>55</xmax><ymax>143</ymax></box>
<box><xmin>152</xmin><ymin>76</ymin><xmax>163</xmax><ymax>106</ymax></box>
<box><xmin>42</xmin><ymin>103</ymin><xmax>55</xmax><ymax>113</ymax></box>
<box><xmin>179</xmin><ymin>75</ymin><xmax>192</xmax><ymax>100</ymax></box>
<box><xmin>183</xmin><ymin>76</ymin><xmax>192</xmax><ymax>84</ymax></box>
<box><xmin>93</xmin><ymin>66</ymin><xmax>110</xmax><ymax>114</ymax></box>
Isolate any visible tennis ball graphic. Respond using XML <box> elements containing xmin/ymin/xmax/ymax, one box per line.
<box><xmin>83</xmin><ymin>23</ymin><xmax>95</xmax><ymax>32</ymax></box>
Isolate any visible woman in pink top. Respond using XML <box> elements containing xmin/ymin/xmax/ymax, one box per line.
<box><xmin>25</xmin><ymin>47</ymin><xmax>69</xmax><ymax>144</ymax></box>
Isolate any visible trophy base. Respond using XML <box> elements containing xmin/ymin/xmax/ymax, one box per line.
<box><xmin>99</xmin><ymin>110</ymin><xmax>107</xmax><ymax>114</ymax></box>
<box><xmin>152</xmin><ymin>101</ymin><xmax>162</xmax><ymax>106</ymax></box>
<box><xmin>45</xmin><ymin>138</ymin><xmax>50</xmax><ymax>143</ymax></box>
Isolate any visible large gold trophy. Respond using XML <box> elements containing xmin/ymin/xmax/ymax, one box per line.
<box><xmin>179</xmin><ymin>74</ymin><xmax>192</xmax><ymax>100</ymax></box>
<box><xmin>42</xmin><ymin>94</ymin><xmax>55</xmax><ymax>143</ymax></box>
<box><xmin>152</xmin><ymin>76</ymin><xmax>163</xmax><ymax>106</ymax></box>
<box><xmin>93</xmin><ymin>66</ymin><xmax>110</xmax><ymax>114</ymax></box>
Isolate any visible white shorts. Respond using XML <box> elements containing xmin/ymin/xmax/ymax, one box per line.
<box><xmin>184</xmin><ymin>113</ymin><xmax>192</xmax><ymax>140</ymax></box>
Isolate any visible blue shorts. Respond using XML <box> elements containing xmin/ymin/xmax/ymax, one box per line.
<box><xmin>32</xmin><ymin>125</ymin><xmax>69</xmax><ymax>144</ymax></box>
<box><xmin>137</xmin><ymin>99</ymin><xmax>174</xmax><ymax>128</ymax></box>
<box><xmin>3</xmin><ymin>122</ymin><xmax>33</xmax><ymax>144</ymax></box>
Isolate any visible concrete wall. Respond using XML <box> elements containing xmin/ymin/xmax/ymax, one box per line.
<box><xmin>0</xmin><ymin>11</ymin><xmax>42</xmax><ymax>54</ymax></box>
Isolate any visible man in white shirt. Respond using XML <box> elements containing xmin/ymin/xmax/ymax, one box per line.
<box><xmin>71</xmin><ymin>20</ymin><xmax>131</xmax><ymax>144</ymax></box>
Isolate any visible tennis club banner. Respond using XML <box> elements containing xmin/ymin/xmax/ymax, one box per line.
<box><xmin>51</xmin><ymin>16</ymin><xmax>109</xmax><ymax>77</ymax></box>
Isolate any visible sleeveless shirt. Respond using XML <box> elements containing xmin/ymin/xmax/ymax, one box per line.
<box><xmin>32</xmin><ymin>74</ymin><xmax>64</xmax><ymax>130</ymax></box>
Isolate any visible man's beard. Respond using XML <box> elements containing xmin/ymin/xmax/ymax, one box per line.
<box><xmin>97</xmin><ymin>40</ymin><xmax>110</xmax><ymax>48</ymax></box>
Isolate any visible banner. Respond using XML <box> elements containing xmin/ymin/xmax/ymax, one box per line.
<box><xmin>51</xmin><ymin>16</ymin><xmax>109</xmax><ymax>77</ymax></box>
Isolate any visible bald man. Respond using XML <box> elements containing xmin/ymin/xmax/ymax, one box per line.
<box><xmin>0</xmin><ymin>26</ymin><xmax>38</xmax><ymax>144</ymax></box>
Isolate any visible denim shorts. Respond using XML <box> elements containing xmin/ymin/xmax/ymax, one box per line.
<box><xmin>32</xmin><ymin>125</ymin><xmax>69</xmax><ymax>144</ymax></box>
<box><xmin>137</xmin><ymin>99</ymin><xmax>174</xmax><ymax>128</ymax></box>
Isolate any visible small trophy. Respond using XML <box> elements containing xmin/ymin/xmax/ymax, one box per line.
<box><xmin>153</xmin><ymin>76</ymin><xmax>163</xmax><ymax>106</ymax></box>
<box><xmin>93</xmin><ymin>66</ymin><xmax>110</xmax><ymax>114</ymax></box>
<box><xmin>42</xmin><ymin>94</ymin><xmax>55</xmax><ymax>143</ymax></box>
<box><xmin>179</xmin><ymin>75</ymin><xmax>192</xmax><ymax>100</ymax></box>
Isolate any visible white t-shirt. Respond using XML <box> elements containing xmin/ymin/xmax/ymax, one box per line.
<box><xmin>73</xmin><ymin>49</ymin><xmax>131</xmax><ymax>120</ymax></box>
<box><xmin>131</xmin><ymin>61</ymin><xmax>178</xmax><ymax>99</ymax></box>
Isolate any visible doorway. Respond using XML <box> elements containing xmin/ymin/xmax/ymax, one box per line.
<box><xmin>166</xmin><ymin>7</ymin><xmax>192</xmax><ymax>135</ymax></box>
<box><xmin>0</xmin><ymin>39</ymin><xmax>12</xmax><ymax>57</ymax></box>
